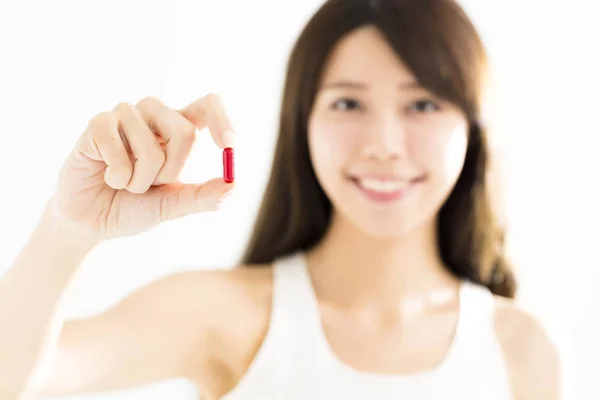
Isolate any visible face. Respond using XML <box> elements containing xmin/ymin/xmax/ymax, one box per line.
<box><xmin>308</xmin><ymin>26</ymin><xmax>469</xmax><ymax>239</ymax></box>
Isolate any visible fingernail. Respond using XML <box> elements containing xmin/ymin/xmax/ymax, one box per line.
<box><xmin>221</xmin><ymin>130</ymin><xmax>236</xmax><ymax>148</ymax></box>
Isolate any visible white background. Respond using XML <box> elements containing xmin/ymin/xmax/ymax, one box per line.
<box><xmin>0</xmin><ymin>0</ymin><xmax>598</xmax><ymax>399</ymax></box>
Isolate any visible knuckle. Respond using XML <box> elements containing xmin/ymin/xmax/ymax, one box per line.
<box><xmin>177</xmin><ymin>122</ymin><xmax>197</xmax><ymax>143</ymax></box>
<box><xmin>159</xmin><ymin>193</ymin><xmax>179</xmax><ymax>222</ymax></box>
<box><xmin>136</xmin><ymin>96</ymin><xmax>162</xmax><ymax>110</ymax></box>
<box><xmin>205</xmin><ymin>92</ymin><xmax>218</xmax><ymax>101</ymax></box>
<box><xmin>114</xmin><ymin>101</ymin><xmax>135</xmax><ymax>115</ymax></box>
<box><xmin>88</xmin><ymin>111</ymin><xmax>114</xmax><ymax>131</ymax></box>
<box><xmin>204</xmin><ymin>92</ymin><xmax>221</xmax><ymax>106</ymax></box>
<box><xmin>86</xmin><ymin>113</ymin><xmax>117</xmax><ymax>146</ymax></box>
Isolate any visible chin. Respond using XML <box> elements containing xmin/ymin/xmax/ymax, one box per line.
<box><xmin>354</xmin><ymin>214</ymin><xmax>429</xmax><ymax>241</ymax></box>
<box><xmin>328</xmin><ymin>180</ymin><xmax>439</xmax><ymax>242</ymax></box>
<box><xmin>329</xmin><ymin>205</ymin><xmax>430</xmax><ymax>242</ymax></box>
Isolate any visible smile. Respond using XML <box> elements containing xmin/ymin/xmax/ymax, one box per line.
<box><xmin>350</xmin><ymin>176</ymin><xmax>423</xmax><ymax>203</ymax></box>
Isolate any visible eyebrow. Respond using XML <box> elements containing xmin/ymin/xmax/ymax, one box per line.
<box><xmin>321</xmin><ymin>80</ymin><xmax>422</xmax><ymax>90</ymax></box>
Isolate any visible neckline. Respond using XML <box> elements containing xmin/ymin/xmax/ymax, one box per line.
<box><xmin>289</xmin><ymin>251</ymin><xmax>470</xmax><ymax>382</ymax></box>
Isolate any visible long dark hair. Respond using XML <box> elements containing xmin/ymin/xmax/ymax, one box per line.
<box><xmin>240</xmin><ymin>0</ymin><xmax>517</xmax><ymax>298</ymax></box>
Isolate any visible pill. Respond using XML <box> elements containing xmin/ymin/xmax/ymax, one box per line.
<box><xmin>223</xmin><ymin>147</ymin><xmax>235</xmax><ymax>183</ymax></box>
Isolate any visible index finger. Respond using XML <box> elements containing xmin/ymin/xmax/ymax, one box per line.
<box><xmin>178</xmin><ymin>93</ymin><xmax>235</xmax><ymax>149</ymax></box>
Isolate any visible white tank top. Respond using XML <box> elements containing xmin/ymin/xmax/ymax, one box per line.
<box><xmin>221</xmin><ymin>252</ymin><xmax>513</xmax><ymax>400</ymax></box>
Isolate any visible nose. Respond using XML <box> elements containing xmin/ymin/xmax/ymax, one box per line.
<box><xmin>361</xmin><ymin>112</ymin><xmax>407</xmax><ymax>161</ymax></box>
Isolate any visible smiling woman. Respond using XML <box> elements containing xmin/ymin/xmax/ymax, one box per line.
<box><xmin>243</xmin><ymin>0</ymin><xmax>513</xmax><ymax>297</ymax></box>
<box><xmin>0</xmin><ymin>0</ymin><xmax>567</xmax><ymax>400</ymax></box>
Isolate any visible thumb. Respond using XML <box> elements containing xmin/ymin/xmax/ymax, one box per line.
<box><xmin>155</xmin><ymin>178</ymin><xmax>235</xmax><ymax>221</ymax></box>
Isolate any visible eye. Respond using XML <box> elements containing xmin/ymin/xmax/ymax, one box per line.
<box><xmin>408</xmin><ymin>99</ymin><xmax>440</xmax><ymax>113</ymax></box>
<box><xmin>331</xmin><ymin>98</ymin><xmax>361</xmax><ymax>111</ymax></box>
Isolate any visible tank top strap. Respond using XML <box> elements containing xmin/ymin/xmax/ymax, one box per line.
<box><xmin>272</xmin><ymin>251</ymin><xmax>314</xmax><ymax>309</ymax></box>
<box><xmin>220</xmin><ymin>252</ymin><xmax>323</xmax><ymax>400</ymax></box>
<box><xmin>440</xmin><ymin>279</ymin><xmax>503</xmax><ymax>372</ymax></box>
<box><xmin>271</xmin><ymin>251</ymin><xmax>323</xmax><ymax>338</ymax></box>
<box><xmin>455</xmin><ymin>280</ymin><xmax>497</xmax><ymax>338</ymax></box>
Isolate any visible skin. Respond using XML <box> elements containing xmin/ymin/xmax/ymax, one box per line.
<box><xmin>0</xmin><ymin>27</ymin><xmax>565</xmax><ymax>400</ymax></box>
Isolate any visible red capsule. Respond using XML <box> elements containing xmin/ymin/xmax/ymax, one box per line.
<box><xmin>223</xmin><ymin>147</ymin><xmax>235</xmax><ymax>183</ymax></box>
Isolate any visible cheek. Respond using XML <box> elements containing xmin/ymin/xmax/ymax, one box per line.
<box><xmin>308</xmin><ymin>117</ymin><xmax>360</xmax><ymax>176</ymax></box>
<box><xmin>411</xmin><ymin>121</ymin><xmax>468</xmax><ymax>182</ymax></box>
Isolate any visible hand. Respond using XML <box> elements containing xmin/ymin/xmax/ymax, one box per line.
<box><xmin>49</xmin><ymin>94</ymin><xmax>236</xmax><ymax>239</ymax></box>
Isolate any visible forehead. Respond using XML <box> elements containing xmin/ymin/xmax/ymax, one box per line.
<box><xmin>320</xmin><ymin>25</ymin><xmax>417</xmax><ymax>85</ymax></box>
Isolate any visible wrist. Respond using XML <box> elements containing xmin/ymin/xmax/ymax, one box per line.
<box><xmin>39</xmin><ymin>199</ymin><xmax>102</xmax><ymax>253</ymax></box>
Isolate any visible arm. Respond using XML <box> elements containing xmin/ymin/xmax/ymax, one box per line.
<box><xmin>28</xmin><ymin>271</ymin><xmax>221</xmax><ymax>398</ymax></box>
<box><xmin>29</xmin><ymin>267</ymin><xmax>272</xmax><ymax>399</ymax></box>
<box><xmin>0</xmin><ymin>204</ymin><xmax>224</xmax><ymax>399</ymax></box>
<box><xmin>0</xmin><ymin>204</ymin><xmax>98</xmax><ymax>399</ymax></box>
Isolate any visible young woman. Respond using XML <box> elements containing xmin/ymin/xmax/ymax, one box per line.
<box><xmin>0</xmin><ymin>0</ymin><xmax>565</xmax><ymax>399</ymax></box>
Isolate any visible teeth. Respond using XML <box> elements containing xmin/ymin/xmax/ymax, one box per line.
<box><xmin>358</xmin><ymin>179</ymin><xmax>406</xmax><ymax>193</ymax></box>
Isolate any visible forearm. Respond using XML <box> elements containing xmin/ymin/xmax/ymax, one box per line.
<box><xmin>0</xmin><ymin>202</ymin><xmax>99</xmax><ymax>398</ymax></box>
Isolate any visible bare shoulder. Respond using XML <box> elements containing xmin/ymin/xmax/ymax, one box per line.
<box><xmin>112</xmin><ymin>264</ymin><xmax>274</xmax><ymax>335</ymax></box>
<box><xmin>143</xmin><ymin>262</ymin><xmax>274</xmax><ymax>343</ymax></box>
<box><xmin>140</xmin><ymin>264</ymin><xmax>274</xmax><ymax>317</ymax></box>
<box><xmin>492</xmin><ymin>295</ymin><xmax>573</xmax><ymax>400</ymax></box>
<box><xmin>146</xmin><ymin>264</ymin><xmax>274</xmax><ymax>397</ymax></box>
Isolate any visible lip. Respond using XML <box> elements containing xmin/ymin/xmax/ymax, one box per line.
<box><xmin>350</xmin><ymin>176</ymin><xmax>422</xmax><ymax>203</ymax></box>
<box><xmin>351</xmin><ymin>174</ymin><xmax>407</xmax><ymax>181</ymax></box>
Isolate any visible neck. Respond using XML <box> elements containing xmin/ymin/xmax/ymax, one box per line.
<box><xmin>306</xmin><ymin>213</ymin><xmax>460</xmax><ymax>310</ymax></box>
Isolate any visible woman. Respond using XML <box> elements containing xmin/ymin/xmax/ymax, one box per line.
<box><xmin>0</xmin><ymin>0</ymin><xmax>564</xmax><ymax>399</ymax></box>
